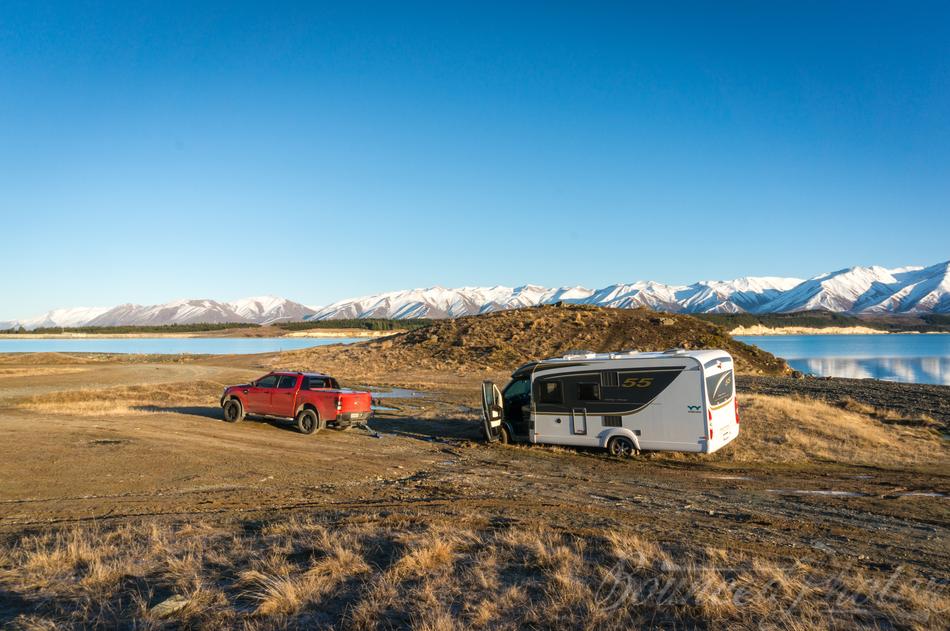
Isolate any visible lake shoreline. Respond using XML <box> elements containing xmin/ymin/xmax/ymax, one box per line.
<box><xmin>730</xmin><ymin>325</ymin><xmax>949</xmax><ymax>336</ymax></box>
<box><xmin>0</xmin><ymin>328</ymin><xmax>399</xmax><ymax>340</ymax></box>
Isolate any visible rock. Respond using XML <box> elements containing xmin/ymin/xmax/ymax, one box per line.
<box><xmin>150</xmin><ymin>595</ymin><xmax>189</xmax><ymax>618</ymax></box>
<box><xmin>792</xmin><ymin>370</ymin><xmax>805</xmax><ymax>379</ymax></box>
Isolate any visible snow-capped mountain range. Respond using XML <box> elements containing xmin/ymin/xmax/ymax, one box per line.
<box><xmin>3</xmin><ymin>261</ymin><xmax>948</xmax><ymax>330</ymax></box>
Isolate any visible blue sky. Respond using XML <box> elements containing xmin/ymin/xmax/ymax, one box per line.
<box><xmin>1</xmin><ymin>2</ymin><xmax>948</xmax><ymax>319</ymax></box>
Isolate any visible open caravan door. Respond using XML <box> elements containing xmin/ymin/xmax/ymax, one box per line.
<box><xmin>481</xmin><ymin>380</ymin><xmax>504</xmax><ymax>442</ymax></box>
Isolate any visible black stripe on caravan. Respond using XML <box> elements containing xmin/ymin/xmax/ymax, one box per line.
<box><xmin>530</xmin><ymin>362</ymin><xmax>593</xmax><ymax>374</ymax></box>
<box><xmin>534</xmin><ymin>366</ymin><xmax>686</xmax><ymax>416</ymax></box>
<box><xmin>703</xmin><ymin>356</ymin><xmax>733</xmax><ymax>368</ymax></box>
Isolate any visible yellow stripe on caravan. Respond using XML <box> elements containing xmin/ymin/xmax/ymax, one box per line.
<box><xmin>709</xmin><ymin>397</ymin><xmax>734</xmax><ymax>411</ymax></box>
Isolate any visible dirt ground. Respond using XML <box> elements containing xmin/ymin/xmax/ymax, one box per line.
<box><xmin>0</xmin><ymin>352</ymin><xmax>947</xmax><ymax>629</ymax></box>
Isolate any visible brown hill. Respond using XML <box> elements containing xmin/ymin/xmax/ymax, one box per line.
<box><xmin>282</xmin><ymin>305</ymin><xmax>789</xmax><ymax>377</ymax></box>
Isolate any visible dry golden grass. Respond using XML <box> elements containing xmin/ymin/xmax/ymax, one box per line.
<box><xmin>710</xmin><ymin>394</ymin><xmax>946</xmax><ymax>466</ymax></box>
<box><xmin>838</xmin><ymin>397</ymin><xmax>942</xmax><ymax>429</ymax></box>
<box><xmin>13</xmin><ymin>380</ymin><xmax>225</xmax><ymax>416</ymax></box>
<box><xmin>0</xmin><ymin>366</ymin><xmax>89</xmax><ymax>378</ymax></box>
<box><xmin>1</xmin><ymin>515</ymin><xmax>944</xmax><ymax>630</ymax></box>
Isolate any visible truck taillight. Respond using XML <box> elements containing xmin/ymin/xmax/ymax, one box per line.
<box><xmin>336</xmin><ymin>397</ymin><xmax>342</xmax><ymax>411</ymax></box>
<box><xmin>735</xmin><ymin>397</ymin><xmax>740</xmax><ymax>424</ymax></box>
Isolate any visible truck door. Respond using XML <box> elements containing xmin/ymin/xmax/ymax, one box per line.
<box><xmin>246</xmin><ymin>374</ymin><xmax>278</xmax><ymax>414</ymax></box>
<box><xmin>481</xmin><ymin>381</ymin><xmax>504</xmax><ymax>442</ymax></box>
<box><xmin>272</xmin><ymin>374</ymin><xmax>300</xmax><ymax>417</ymax></box>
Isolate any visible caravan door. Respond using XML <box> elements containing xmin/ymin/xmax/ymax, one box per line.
<box><xmin>481</xmin><ymin>381</ymin><xmax>504</xmax><ymax>442</ymax></box>
<box><xmin>571</xmin><ymin>408</ymin><xmax>588</xmax><ymax>435</ymax></box>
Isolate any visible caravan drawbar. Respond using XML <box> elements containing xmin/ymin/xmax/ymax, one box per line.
<box><xmin>481</xmin><ymin>349</ymin><xmax>739</xmax><ymax>455</ymax></box>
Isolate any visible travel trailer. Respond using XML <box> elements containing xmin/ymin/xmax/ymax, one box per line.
<box><xmin>481</xmin><ymin>349</ymin><xmax>739</xmax><ymax>455</ymax></box>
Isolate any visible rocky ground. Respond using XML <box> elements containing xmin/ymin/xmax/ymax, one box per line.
<box><xmin>0</xmin><ymin>349</ymin><xmax>946</xmax><ymax>628</ymax></box>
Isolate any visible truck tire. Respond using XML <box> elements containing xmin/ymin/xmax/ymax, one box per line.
<box><xmin>607</xmin><ymin>436</ymin><xmax>636</xmax><ymax>458</ymax></box>
<box><xmin>295</xmin><ymin>409</ymin><xmax>323</xmax><ymax>435</ymax></box>
<box><xmin>222</xmin><ymin>399</ymin><xmax>244</xmax><ymax>423</ymax></box>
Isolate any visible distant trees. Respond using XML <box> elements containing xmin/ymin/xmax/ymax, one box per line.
<box><xmin>277</xmin><ymin>318</ymin><xmax>431</xmax><ymax>332</ymax></box>
<box><xmin>0</xmin><ymin>322</ymin><xmax>254</xmax><ymax>334</ymax></box>
<box><xmin>0</xmin><ymin>319</ymin><xmax>433</xmax><ymax>334</ymax></box>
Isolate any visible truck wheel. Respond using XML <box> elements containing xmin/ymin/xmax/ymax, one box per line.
<box><xmin>295</xmin><ymin>409</ymin><xmax>322</xmax><ymax>435</ymax></box>
<box><xmin>498</xmin><ymin>426</ymin><xmax>511</xmax><ymax>445</ymax></box>
<box><xmin>222</xmin><ymin>399</ymin><xmax>244</xmax><ymax>423</ymax></box>
<box><xmin>607</xmin><ymin>436</ymin><xmax>636</xmax><ymax>458</ymax></box>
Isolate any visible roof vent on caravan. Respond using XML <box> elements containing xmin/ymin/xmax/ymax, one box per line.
<box><xmin>608</xmin><ymin>350</ymin><xmax>640</xmax><ymax>359</ymax></box>
<box><xmin>560</xmin><ymin>350</ymin><xmax>598</xmax><ymax>360</ymax></box>
<box><xmin>663</xmin><ymin>348</ymin><xmax>686</xmax><ymax>355</ymax></box>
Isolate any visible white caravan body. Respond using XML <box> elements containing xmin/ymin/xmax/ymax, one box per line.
<box><xmin>482</xmin><ymin>349</ymin><xmax>739</xmax><ymax>454</ymax></box>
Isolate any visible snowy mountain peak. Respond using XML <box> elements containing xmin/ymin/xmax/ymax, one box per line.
<box><xmin>3</xmin><ymin>260</ymin><xmax>947</xmax><ymax>329</ymax></box>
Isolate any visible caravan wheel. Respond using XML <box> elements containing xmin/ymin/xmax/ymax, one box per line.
<box><xmin>608</xmin><ymin>436</ymin><xmax>636</xmax><ymax>458</ymax></box>
<box><xmin>498</xmin><ymin>426</ymin><xmax>511</xmax><ymax>445</ymax></box>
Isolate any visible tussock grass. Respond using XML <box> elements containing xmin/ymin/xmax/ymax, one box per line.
<box><xmin>14</xmin><ymin>380</ymin><xmax>225</xmax><ymax>416</ymax></box>
<box><xmin>838</xmin><ymin>397</ymin><xmax>941</xmax><ymax>429</ymax></box>
<box><xmin>710</xmin><ymin>394</ymin><xmax>946</xmax><ymax>466</ymax></box>
<box><xmin>1</xmin><ymin>515</ymin><xmax>944</xmax><ymax>629</ymax></box>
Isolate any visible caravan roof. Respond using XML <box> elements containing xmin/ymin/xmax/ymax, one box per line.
<box><xmin>511</xmin><ymin>348</ymin><xmax>732</xmax><ymax>378</ymax></box>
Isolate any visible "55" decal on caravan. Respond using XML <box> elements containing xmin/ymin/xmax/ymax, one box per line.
<box><xmin>622</xmin><ymin>377</ymin><xmax>654</xmax><ymax>388</ymax></box>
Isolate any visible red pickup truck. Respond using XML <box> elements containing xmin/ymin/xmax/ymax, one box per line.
<box><xmin>220</xmin><ymin>371</ymin><xmax>372</xmax><ymax>434</ymax></box>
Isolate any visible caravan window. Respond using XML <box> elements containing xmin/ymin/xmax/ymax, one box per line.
<box><xmin>706</xmin><ymin>370</ymin><xmax>734</xmax><ymax>406</ymax></box>
<box><xmin>538</xmin><ymin>380</ymin><xmax>562</xmax><ymax>404</ymax></box>
<box><xmin>577</xmin><ymin>383</ymin><xmax>601</xmax><ymax>401</ymax></box>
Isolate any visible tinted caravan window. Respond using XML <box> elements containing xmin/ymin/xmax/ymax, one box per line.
<box><xmin>577</xmin><ymin>383</ymin><xmax>601</xmax><ymax>401</ymax></box>
<box><xmin>537</xmin><ymin>380</ymin><xmax>563</xmax><ymax>404</ymax></box>
<box><xmin>706</xmin><ymin>370</ymin><xmax>734</xmax><ymax>406</ymax></box>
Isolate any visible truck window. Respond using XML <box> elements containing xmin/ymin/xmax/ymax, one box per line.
<box><xmin>706</xmin><ymin>370</ymin><xmax>734</xmax><ymax>406</ymax></box>
<box><xmin>537</xmin><ymin>380</ymin><xmax>562</xmax><ymax>404</ymax></box>
<box><xmin>256</xmin><ymin>375</ymin><xmax>278</xmax><ymax>388</ymax></box>
<box><xmin>305</xmin><ymin>377</ymin><xmax>328</xmax><ymax>389</ymax></box>
<box><xmin>277</xmin><ymin>375</ymin><xmax>297</xmax><ymax>389</ymax></box>
<box><xmin>577</xmin><ymin>383</ymin><xmax>601</xmax><ymax>401</ymax></box>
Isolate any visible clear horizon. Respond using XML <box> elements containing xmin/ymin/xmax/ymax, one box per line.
<box><xmin>2</xmin><ymin>3</ymin><xmax>948</xmax><ymax>320</ymax></box>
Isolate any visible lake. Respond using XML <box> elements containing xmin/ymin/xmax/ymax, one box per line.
<box><xmin>734</xmin><ymin>334</ymin><xmax>950</xmax><ymax>386</ymax></box>
<box><xmin>2</xmin><ymin>332</ymin><xmax>948</xmax><ymax>386</ymax></box>
<box><xmin>0</xmin><ymin>337</ymin><xmax>363</xmax><ymax>355</ymax></box>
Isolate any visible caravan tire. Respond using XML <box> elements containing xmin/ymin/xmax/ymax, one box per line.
<box><xmin>608</xmin><ymin>436</ymin><xmax>636</xmax><ymax>458</ymax></box>
<box><xmin>498</xmin><ymin>426</ymin><xmax>511</xmax><ymax>445</ymax></box>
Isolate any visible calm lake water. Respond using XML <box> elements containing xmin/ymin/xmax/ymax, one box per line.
<box><xmin>0</xmin><ymin>337</ymin><xmax>362</xmax><ymax>355</ymax></box>
<box><xmin>734</xmin><ymin>334</ymin><xmax>950</xmax><ymax>386</ymax></box>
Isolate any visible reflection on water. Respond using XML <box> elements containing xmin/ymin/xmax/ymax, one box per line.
<box><xmin>787</xmin><ymin>357</ymin><xmax>950</xmax><ymax>386</ymax></box>
<box><xmin>371</xmin><ymin>388</ymin><xmax>425</xmax><ymax>399</ymax></box>
<box><xmin>735</xmin><ymin>334</ymin><xmax>950</xmax><ymax>386</ymax></box>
